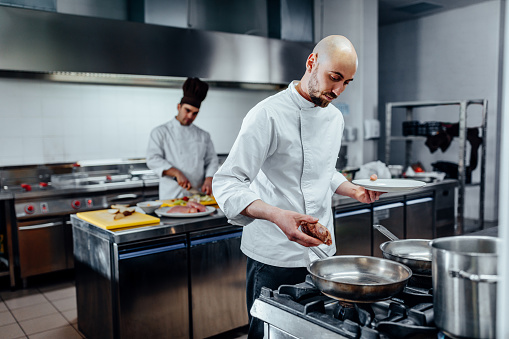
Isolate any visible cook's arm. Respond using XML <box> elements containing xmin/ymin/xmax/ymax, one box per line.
<box><xmin>241</xmin><ymin>200</ymin><xmax>323</xmax><ymax>247</ymax></box>
<box><xmin>146</xmin><ymin>128</ymin><xmax>172</xmax><ymax>177</ymax></box>
<box><xmin>202</xmin><ymin>133</ymin><xmax>219</xmax><ymax>195</ymax></box>
<box><xmin>212</xmin><ymin>107</ymin><xmax>272</xmax><ymax>226</ymax></box>
<box><xmin>146</xmin><ymin>128</ymin><xmax>190</xmax><ymax>188</ymax></box>
<box><xmin>335</xmin><ymin>180</ymin><xmax>382</xmax><ymax>203</ymax></box>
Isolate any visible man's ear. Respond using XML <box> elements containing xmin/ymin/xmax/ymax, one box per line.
<box><xmin>177</xmin><ymin>103</ymin><xmax>181</xmax><ymax>110</ymax></box>
<box><xmin>306</xmin><ymin>53</ymin><xmax>317</xmax><ymax>72</ymax></box>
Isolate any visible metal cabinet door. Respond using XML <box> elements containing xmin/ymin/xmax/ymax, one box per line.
<box><xmin>406</xmin><ymin>196</ymin><xmax>434</xmax><ymax>239</ymax></box>
<box><xmin>334</xmin><ymin>208</ymin><xmax>372</xmax><ymax>256</ymax></box>
<box><xmin>190</xmin><ymin>227</ymin><xmax>248</xmax><ymax>339</ymax></box>
<box><xmin>117</xmin><ymin>236</ymin><xmax>189</xmax><ymax>339</ymax></box>
<box><xmin>373</xmin><ymin>202</ymin><xmax>404</xmax><ymax>258</ymax></box>
<box><xmin>17</xmin><ymin>217</ymin><xmax>67</xmax><ymax>278</ymax></box>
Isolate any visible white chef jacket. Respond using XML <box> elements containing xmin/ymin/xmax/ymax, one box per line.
<box><xmin>147</xmin><ymin>118</ymin><xmax>219</xmax><ymax>200</ymax></box>
<box><xmin>212</xmin><ymin>81</ymin><xmax>347</xmax><ymax>268</ymax></box>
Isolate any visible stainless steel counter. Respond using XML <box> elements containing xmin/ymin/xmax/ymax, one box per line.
<box><xmin>70</xmin><ymin>209</ymin><xmax>228</xmax><ymax>244</ymax></box>
<box><xmin>71</xmin><ymin>179</ymin><xmax>458</xmax><ymax>244</ymax></box>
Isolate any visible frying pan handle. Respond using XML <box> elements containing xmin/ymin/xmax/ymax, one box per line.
<box><xmin>373</xmin><ymin>224</ymin><xmax>400</xmax><ymax>241</ymax></box>
<box><xmin>310</xmin><ymin>246</ymin><xmax>329</xmax><ymax>259</ymax></box>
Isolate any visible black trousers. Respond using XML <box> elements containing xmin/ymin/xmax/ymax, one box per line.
<box><xmin>246</xmin><ymin>256</ymin><xmax>309</xmax><ymax>339</ymax></box>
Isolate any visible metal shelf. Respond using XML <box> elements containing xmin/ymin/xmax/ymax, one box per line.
<box><xmin>384</xmin><ymin>99</ymin><xmax>487</xmax><ymax>234</ymax></box>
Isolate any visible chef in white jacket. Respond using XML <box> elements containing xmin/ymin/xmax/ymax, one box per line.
<box><xmin>147</xmin><ymin>77</ymin><xmax>219</xmax><ymax>200</ymax></box>
<box><xmin>212</xmin><ymin>35</ymin><xmax>382</xmax><ymax>338</ymax></box>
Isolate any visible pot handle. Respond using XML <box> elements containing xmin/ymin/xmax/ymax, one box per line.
<box><xmin>449</xmin><ymin>270</ymin><xmax>498</xmax><ymax>283</ymax></box>
<box><xmin>310</xmin><ymin>246</ymin><xmax>329</xmax><ymax>259</ymax></box>
<box><xmin>373</xmin><ymin>224</ymin><xmax>400</xmax><ymax>241</ymax></box>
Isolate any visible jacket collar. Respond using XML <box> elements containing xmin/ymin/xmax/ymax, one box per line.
<box><xmin>289</xmin><ymin>81</ymin><xmax>318</xmax><ymax>110</ymax></box>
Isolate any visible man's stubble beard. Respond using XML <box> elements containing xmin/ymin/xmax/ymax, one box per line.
<box><xmin>308</xmin><ymin>66</ymin><xmax>336</xmax><ymax>108</ymax></box>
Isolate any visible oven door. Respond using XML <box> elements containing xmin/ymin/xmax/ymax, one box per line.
<box><xmin>17</xmin><ymin>217</ymin><xmax>67</xmax><ymax>279</ymax></box>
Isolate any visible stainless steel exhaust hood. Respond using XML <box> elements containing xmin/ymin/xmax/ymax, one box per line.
<box><xmin>0</xmin><ymin>6</ymin><xmax>313</xmax><ymax>88</ymax></box>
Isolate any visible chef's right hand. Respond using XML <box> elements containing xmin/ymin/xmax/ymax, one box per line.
<box><xmin>241</xmin><ymin>200</ymin><xmax>323</xmax><ymax>247</ymax></box>
<box><xmin>273</xmin><ymin>210</ymin><xmax>323</xmax><ymax>248</ymax></box>
<box><xmin>163</xmin><ymin>168</ymin><xmax>192</xmax><ymax>190</ymax></box>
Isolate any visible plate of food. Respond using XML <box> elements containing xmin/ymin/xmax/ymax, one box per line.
<box><xmin>158</xmin><ymin>194</ymin><xmax>217</xmax><ymax>207</ymax></box>
<box><xmin>352</xmin><ymin>178</ymin><xmax>426</xmax><ymax>193</ymax></box>
<box><xmin>154</xmin><ymin>203</ymin><xmax>216</xmax><ymax>218</ymax></box>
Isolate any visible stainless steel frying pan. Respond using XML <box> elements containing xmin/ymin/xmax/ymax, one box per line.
<box><xmin>374</xmin><ymin>224</ymin><xmax>432</xmax><ymax>276</ymax></box>
<box><xmin>307</xmin><ymin>247</ymin><xmax>412</xmax><ymax>303</ymax></box>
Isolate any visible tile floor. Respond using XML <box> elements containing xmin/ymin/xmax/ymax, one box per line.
<box><xmin>0</xmin><ymin>278</ymin><xmax>81</xmax><ymax>339</ymax></box>
<box><xmin>0</xmin><ymin>273</ymin><xmax>248</xmax><ymax>339</ymax></box>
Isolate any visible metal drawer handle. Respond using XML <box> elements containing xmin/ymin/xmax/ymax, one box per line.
<box><xmin>449</xmin><ymin>269</ymin><xmax>498</xmax><ymax>283</ymax></box>
<box><xmin>110</xmin><ymin>194</ymin><xmax>138</xmax><ymax>200</ymax></box>
<box><xmin>19</xmin><ymin>221</ymin><xmax>63</xmax><ymax>230</ymax></box>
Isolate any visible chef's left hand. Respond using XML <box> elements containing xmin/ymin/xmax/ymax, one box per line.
<box><xmin>336</xmin><ymin>180</ymin><xmax>383</xmax><ymax>203</ymax></box>
<box><xmin>201</xmin><ymin>177</ymin><xmax>213</xmax><ymax>195</ymax></box>
<box><xmin>354</xmin><ymin>186</ymin><xmax>383</xmax><ymax>203</ymax></box>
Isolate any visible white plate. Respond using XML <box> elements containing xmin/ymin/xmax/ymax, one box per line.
<box><xmin>352</xmin><ymin>179</ymin><xmax>426</xmax><ymax>192</ymax></box>
<box><xmin>154</xmin><ymin>206</ymin><xmax>216</xmax><ymax>218</ymax></box>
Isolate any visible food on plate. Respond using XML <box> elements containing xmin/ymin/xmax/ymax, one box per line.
<box><xmin>108</xmin><ymin>204</ymin><xmax>135</xmax><ymax>220</ymax></box>
<box><xmin>370</xmin><ymin>174</ymin><xmax>378</xmax><ymax>181</ymax></box>
<box><xmin>160</xmin><ymin>194</ymin><xmax>215</xmax><ymax>207</ymax></box>
<box><xmin>300</xmin><ymin>221</ymin><xmax>332</xmax><ymax>246</ymax></box>
<box><xmin>189</xmin><ymin>194</ymin><xmax>215</xmax><ymax>203</ymax></box>
<box><xmin>167</xmin><ymin>205</ymin><xmax>198</xmax><ymax>213</ymax></box>
<box><xmin>186</xmin><ymin>201</ymin><xmax>207</xmax><ymax>212</ymax></box>
<box><xmin>163</xmin><ymin>201</ymin><xmax>207</xmax><ymax>214</ymax></box>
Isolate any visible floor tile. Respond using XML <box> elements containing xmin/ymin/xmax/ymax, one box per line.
<box><xmin>0</xmin><ymin>301</ymin><xmax>7</xmax><ymax>312</ymax></box>
<box><xmin>71</xmin><ymin>322</ymin><xmax>87</xmax><ymax>337</ymax></box>
<box><xmin>3</xmin><ymin>294</ymin><xmax>47</xmax><ymax>311</ymax></box>
<box><xmin>61</xmin><ymin>308</ymin><xmax>77</xmax><ymax>325</ymax></box>
<box><xmin>27</xmin><ymin>325</ymin><xmax>82</xmax><ymax>339</ymax></box>
<box><xmin>11</xmin><ymin>302</ymin><xmax>58</xmax><ymax>322</ymax></box>
<box><xmin>0</xmin><ymin>289</ymin><xmax>39</xmax><ymax>301</ymax></box>
<box><xmin>37</xmin><ymin>282</ymin><xmax>74</xmax><ymax>295</ymax></box>
<box><xmin>0</xmin><ymin>310</ymin><xmax>16</xmax><ymax>326</ymax></box>
<box><xmin>0</xmin><ymin>322</ymin><xmax>26</xmax><ymax>339</ymax></box>
<box><xmin>50</xmin><ymin>296</ymin><xmax>76</xmax><ymax>312</ymax></box>
<box><xmin>40</xmin><ymin>286</ymin><xmax>75</xmax><ymax>302</ymax></box>
<box><xmin>18</xmin><ymin>313</ymin><xmax>68</xmax><ymax>335</ymax></box>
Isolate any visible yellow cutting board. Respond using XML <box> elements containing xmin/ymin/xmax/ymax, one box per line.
<box><xmin>77</xmin><ymin>210</ymin><xmax>160</xmax><ymax>230</ymax></box>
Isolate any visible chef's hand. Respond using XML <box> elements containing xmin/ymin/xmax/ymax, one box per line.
<box><xmin>273</xmin><ymin>210</ymin><xmax>325</xmax><ymax>247</ymax></box>
<box><xmin>201</xmin><ymin>177</ymin><xmax>213</xmax><ymax>195</ymax></box>
<box><xmin>336</xmin><ymin>180</ymin><xmax>383</xmax><ymax>203</ymax></box>
<box><xmin>241</xmin><ymin>200</ymin><xmax>323</xmax><ymax>247</ymax></box>
<box><xmin>163</xmin><ymin>168</ymin><xmax>191</xmax><ymax>190</ymax></box>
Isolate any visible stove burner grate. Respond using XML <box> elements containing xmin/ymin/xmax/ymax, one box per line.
<box><xmin>266</xmin><ymin>274</ymin><xmax>438</xmax><ymax>339</ymax></box>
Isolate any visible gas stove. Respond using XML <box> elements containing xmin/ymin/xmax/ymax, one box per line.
<box><xmin>251</xmin><ymin>275</ymin><xmax>438</xmax><ymax>339</ymax></box>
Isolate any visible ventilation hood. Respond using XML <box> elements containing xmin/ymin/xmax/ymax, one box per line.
<box><xmin>0</xmin><ymin>6</ymin><xmax>313</xmax><ymax>88</ymax></box>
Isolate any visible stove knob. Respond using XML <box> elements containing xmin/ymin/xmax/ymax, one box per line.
<box><xmin>25</xmin><ymin>204</ymin><xmax>35</xmax><ymax>214</ymax></box>
<box><xmin>71</xmin><ymin>200</ymin><xmax>82</xmax><ymax>210</ymax></box>
<box><xmin>21</xmin><ymin>183</ymin><xmax>32</xmax><ymax>191</ymax></box>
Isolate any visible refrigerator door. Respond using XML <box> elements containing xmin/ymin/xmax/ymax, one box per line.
<box><xmin>190</xmin><ymin>226</ymin><xmax>248</xmax><ymax>338</ymax></box>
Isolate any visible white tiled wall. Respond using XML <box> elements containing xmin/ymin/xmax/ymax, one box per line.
<box><xmin>0</xmin><ymin>78</ymin><xmax>278</xmax><ymax>166</ymax></box>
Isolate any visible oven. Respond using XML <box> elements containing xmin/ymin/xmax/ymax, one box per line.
<box><xmin>1</xmin><ymin>162</ymin><xmax>159</xmax><ymax>287</ymax></box>
<box><xmin>12</xmin><ymin>185</ymin><xmax>145</xmax><ymax>286</ymax></box>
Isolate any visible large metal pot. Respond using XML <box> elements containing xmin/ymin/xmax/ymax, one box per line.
<box><xmin>431</xmin><ymin>236</ymin><xmax>500</xmax><ymax>339</ymax></box>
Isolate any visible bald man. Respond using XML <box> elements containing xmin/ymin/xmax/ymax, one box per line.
<box><xmin>212</xmin><ymin>35</ymin><xmax>382</xmax><ymax>338</ymax></box>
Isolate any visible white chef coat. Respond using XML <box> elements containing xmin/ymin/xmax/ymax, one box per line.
<box><xmin>147</xmin><ymin>118</ymin><xmax>219</xmax><ymax>200</ymax></box>
<box><xmin>212</xmin><ymin>81</ymin><xmax>347</xmax><ymax>268</ymax></box>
